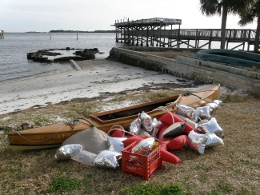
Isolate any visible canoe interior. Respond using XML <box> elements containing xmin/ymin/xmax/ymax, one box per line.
<box><xmin>90</xmin><ymin>95</ymin><xmax>180</xmax><ymax>121</ymax></box>
<box><xmin>180</xmin><ymin>84</ymin><xmax>220</xmax><ymax>108</ymax></box>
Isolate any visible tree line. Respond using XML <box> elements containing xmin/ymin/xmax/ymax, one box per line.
<box><xmin>49</xmin><ymin>30</ymin><xmax>116</xmax><ymax>33</ymax></box>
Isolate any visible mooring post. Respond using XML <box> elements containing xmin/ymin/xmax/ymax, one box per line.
<box><xmin>247</xmin><ymin>30</ymin><xmax>251</xmax><ymax>51</ymax></box>
<box><xmin>0</xmin><ymin>30</ymin><xmax>4</xmax><ymax>39</ymax></box>
<box><xmin>177</xmin><ymin>24</ymin><xmax>181</xmax><ymax>48</ymax></box>
<box><xmin>209</xmin><ymin>29</ymin><xmax>212</xmax><ymax>49</ymax></box>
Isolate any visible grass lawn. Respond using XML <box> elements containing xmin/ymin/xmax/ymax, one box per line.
<box><xmin>0</xmin><ymin>89</ymin><xmax>259</xmax><ymax>195</ymax></box>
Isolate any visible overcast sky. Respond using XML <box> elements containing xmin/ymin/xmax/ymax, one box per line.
<box><xmin>1</xmin><ymin>0</ymin><xmax>257</xmax><ymax>32</ymax></box>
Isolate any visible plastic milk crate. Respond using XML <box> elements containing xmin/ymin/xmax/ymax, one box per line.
<box><xmin>122</xmin><ymin>141</ymin><xmax>162</xmax><ymax>180</ymax></box>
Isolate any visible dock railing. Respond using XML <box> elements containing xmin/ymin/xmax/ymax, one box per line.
<box><xmin>116</xmin><ymin>28</ymin><xmax>256</xmax><ymax>50</ymax></box>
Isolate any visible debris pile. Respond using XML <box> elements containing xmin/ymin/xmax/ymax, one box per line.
<box><xmin>55</xmin><ymin>100</ymin><xmax>224</xmax><ymax>179</ymax></box>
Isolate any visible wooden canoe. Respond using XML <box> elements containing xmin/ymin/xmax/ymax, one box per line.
<box><xmin>7</xmin><ymin>84</ymin><xmax>220</xmax><ymax>151</ymax></box>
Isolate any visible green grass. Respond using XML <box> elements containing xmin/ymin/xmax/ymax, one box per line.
<box><xmin>119</xmin><ymin>183</ymin><xmax>185</xmax><ymax>195</ymax></box>
<box><xmin>49</xmin><ymin>170</ymin><xmax>186</xmax><ymax>194</ymax></box>
<box><xmin>33</xmin><ymin>117</ymin><xmax>50</xmax><ymax>127</ymax></box>
<box><xmin>49</xmin><ymin>172</ymin><xmax>81</xmax><ymax>193</ymax></box>
<box><xmin>216</xmin><ymin>178</ymin><xmax>233</xmax><ymax>194</ymax></box>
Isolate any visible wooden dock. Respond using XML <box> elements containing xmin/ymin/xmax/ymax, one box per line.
<box><xmin>113</xmin><ymin>18</ymin><xmax>256</xmax><ymax>51</ymax></box>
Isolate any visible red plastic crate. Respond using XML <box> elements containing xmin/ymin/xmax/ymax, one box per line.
<box><xmin>122</xmin><ymin>141</ymin><xmax>162</xmax><ymax>180</ymax></box>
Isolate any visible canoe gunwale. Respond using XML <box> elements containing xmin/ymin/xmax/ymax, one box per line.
<box><xmin>89</xmin><ymin>94</ymin><xmax>182</xmax><ymax>123</ymax></box>
<box><xmin>90</xmin><ymin>94</ymin><xmax>181</xmax><ymax>116</ymax></box>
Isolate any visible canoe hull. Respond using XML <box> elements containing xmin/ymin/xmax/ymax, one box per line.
<box><xmin>8</xmin><ymin>108</ymin><xmax>174</xmax><ymax>146</ymax></box>
<box><xmin>8</xmin><ymin>95</ymin><xmax>182</xmax><ymax>146</ymax></box>
<box><xmin>8</xmin><ymin>84</ymin><xmax>220</xmax><ymax>151</ymax></box>
<box><xmin>8</xmin><ymin>144</ymin><xmax>61</xmax><ymax>152</ymax></box>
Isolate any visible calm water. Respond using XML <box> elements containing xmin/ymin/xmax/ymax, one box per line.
<box><xmin>1</xmin><ymin>32</ymin><xmax>244</xmax><ymax>82</ymax></box>
<box><xmin>0</xmin><ymin>33</ymin><xmax>121</xmax><ymax>82</ymax></box>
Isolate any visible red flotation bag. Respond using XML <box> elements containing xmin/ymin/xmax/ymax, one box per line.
<box><xmin>158</xmin><ymin>111</ymin><xmax>199</xmax><ymax>135</ymax></box>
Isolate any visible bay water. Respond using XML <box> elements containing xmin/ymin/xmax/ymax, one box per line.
<box><xmin>1</xmin><ymin>32</ymin><xmax>240</xmax><ymax>83</ymax></box>
<box><xmin>0</xmin><ymin>33</ymin><xmax>121</xmax><ymax>82</ymax></box>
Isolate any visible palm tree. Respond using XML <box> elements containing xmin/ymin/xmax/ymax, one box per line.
<box><xmin>199</xmin><ymin>0</ymin><xmax>254</xmax><ymax>49</ymax></box>
<box><xmin>238</xmin><ymin>1</ymin><xmax>260</xmax><ymax>53</ymax></box>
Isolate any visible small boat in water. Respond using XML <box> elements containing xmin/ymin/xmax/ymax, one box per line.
<box><xmin>8</xmin><ymin>84</ymin><xmax>220</xmax><ymax>151</ymax></box>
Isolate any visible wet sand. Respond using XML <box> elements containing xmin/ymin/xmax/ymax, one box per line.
<box><xmin>0</xmin><ymin>58</ymin><xmax>196</xmax><ymax>115</ymax></box>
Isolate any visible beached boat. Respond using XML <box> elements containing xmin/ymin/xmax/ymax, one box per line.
<box><xmin>193</xmin><ymin>49</ymin><xmax>260</xmax><ymax>69</ymax></box>
<box><xmin>8</xmin><ymin>84</ymin><xmax>220</xmax><ymax>151</ymax></box>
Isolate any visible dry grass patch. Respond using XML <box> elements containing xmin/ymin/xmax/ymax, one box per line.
<box><xmin>249</xmin><ymin>86</ymin><xmax>260</xmax><ymax>99</ymax></box>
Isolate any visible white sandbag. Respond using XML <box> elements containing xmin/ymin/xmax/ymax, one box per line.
<box><xmin>71</xmin><ymin>150</ymin><xmax>97</xmax><ymax>166</ymax></box>
<box><xmin>62</xmin><ymin>126</ymin><xmax>110</xmax><ymax>154</ymax></box>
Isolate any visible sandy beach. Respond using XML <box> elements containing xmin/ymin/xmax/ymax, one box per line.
<box><xmin>0</xmin><ymin>58</ymin><xmax>199</xmax><ymax>116</ymax></box>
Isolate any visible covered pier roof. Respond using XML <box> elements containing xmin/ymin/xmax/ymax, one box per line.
<box><xmin>114</xmin><ymin>17</ymin><xmax>182</xmax><ymax>27</ymax></box>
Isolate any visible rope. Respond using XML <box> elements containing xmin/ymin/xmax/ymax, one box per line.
<box><xmin>106</xmin><ymin>121</ymin><xmax>168</xmax><ymax>144</ymax></box>
<box><xmin>182</xmin><ymin>88</ymin><xmax>218</xmax><ymax>99</ymax></box>
<box><xmin>14</xmin><ymin>118</ymin><xmax>93</xmax><ymax>143</ymax></box>
<box><xmin>15</xmin><ymin>124</ymin><xmax>66</xmax><ymax>143</ymax></box>
<box><xmin>65</xmin><ymin>119</ymin><xmax>79</xmax><ymax>129</ymax></box>
<box><xmin>166</xmin><ymin>110</ymin><xmax>175</xmax><ymax>124</ymax></box>
<box><xmin>107</xmin><ymin>125</ymin><xmax>134</xmax><ymax>137</ymax></box>
<box><xmin>182</xmin><ymin>92</ymin><xmax>202</xmax><ymax>99</ymax></box>
<box><xmin>79</xmin><ymin>118</ymin><xmax>94</xmax><ymax>127</ymax></box>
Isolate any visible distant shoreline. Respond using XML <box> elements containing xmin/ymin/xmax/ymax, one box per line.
<box><xmin>25</xmin><ymin>30</ymin><xmax>116</xmax><ymax>33</ymax></box>
<box><xmin>49</xmin><ymin>30</ymin><xmax>116</xmax><ymax>33</ymax></box>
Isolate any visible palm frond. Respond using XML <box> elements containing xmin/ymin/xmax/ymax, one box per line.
<box><xmin>200</xmin><ymin>0</ymin><xmax>220</xmax><ymax>15</ymax></box>
<box><xmin>239</xmin><ymin>14</ymin><xmax>255</xmax><ymax>26</ymax></box>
